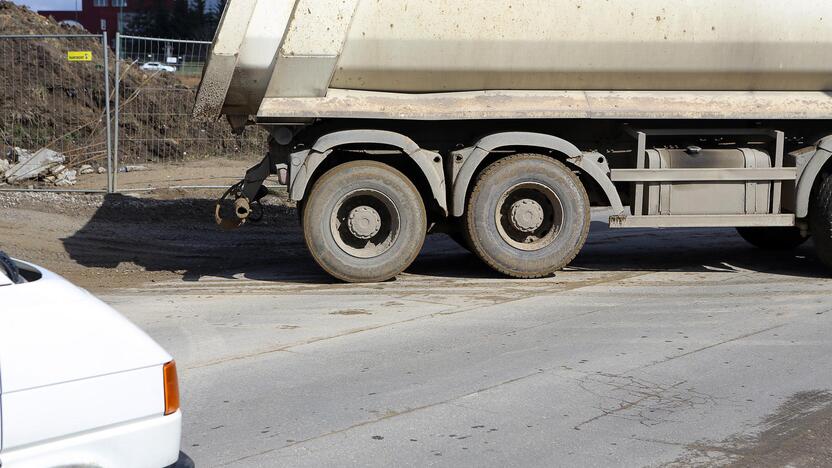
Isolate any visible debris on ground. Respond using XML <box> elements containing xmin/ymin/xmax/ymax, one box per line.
<box><xmin>119</xmin><ymin>165</ymin><xmax>150</xmax><ymax>173</ymax></box>
<box><xmin>1</xmin><ymin>147</ymin><xmax>95</xmax><ymax>187</ymax></box>
<box><xmin>54</xmin><ymin>169</ymin><xmax>77</xmax><ymax>186</ymax></box>
<box><xmin>4</xmin><ymin>148</ymin><xmax>65</xmax><ymax>184</ymax></box>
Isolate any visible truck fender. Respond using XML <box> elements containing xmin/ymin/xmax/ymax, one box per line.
<box><xmin>289</xmin><ymin>130</ymin><xmax>447</xmax><ymax>215</ymax></box>
<box><xmin>796</xmin><ymin>137</ymin><xmax>832</xmax><ymax>219</ymax></box>
<box><xmin>451</xmin><ymin>132</ymin><xmax>625</xmax><ymax>217</ymax></box>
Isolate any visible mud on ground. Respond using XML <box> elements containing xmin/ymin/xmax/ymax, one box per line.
<box><xmin>0</xmin><ymin>189</ymin><xmax>303</xmax><ymax>290</ymax></box>
<box><xmin>2</xmin><ymin>188</ymin><xmax>829</xmax><ymax>293</ymax></box>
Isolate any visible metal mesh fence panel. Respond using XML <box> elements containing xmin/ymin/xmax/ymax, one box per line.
<box><xmin>0</xmin><ymin>34</ymin><xmax>111</xmax><ymax>192</ymax></box>
<box><xmin>114</xmin><ymin>34</ymin><xmax>267</xmax><ymax>191</ymax></box>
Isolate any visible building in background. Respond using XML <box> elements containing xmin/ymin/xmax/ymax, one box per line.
<box><xmin>40</xmin><ymin>0</ymin><xmax>154</xmax><ymax>41</ymax></box>
<box><xmin>38</xmin><ymin>0</ymin><xmax>217</xmax><ymax>42</ymax></box>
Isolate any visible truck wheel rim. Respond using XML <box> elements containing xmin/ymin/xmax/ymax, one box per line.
<box><xmin>330</xmin><ymin>189</ymin><xmax>400</xmax><ymax>259</ymax></box>
<box><xmin>494</xmin><ymin>182</ymin><xmax>564</xmax><ymax>251</ymax></box>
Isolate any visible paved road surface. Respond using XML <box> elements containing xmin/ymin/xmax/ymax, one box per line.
<box><xmin>103</xmin><ymin>219</ymin><xmax>832</xmax><ymax>467</ymax></box>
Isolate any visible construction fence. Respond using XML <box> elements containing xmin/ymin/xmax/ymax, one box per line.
<box><xmin>0</xmin><ymin>33</ymin><xmax>266</xmax><ymax>193</ymax></box>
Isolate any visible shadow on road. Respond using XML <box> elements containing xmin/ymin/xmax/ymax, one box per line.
<box><xmin>62</xmin><ymin>195</ymin><xmax>829</xmax><ymax>284</ymax></box>
<box><xmin>408</xmin><ymin>221</ymin><xmax>829</xmax><ymax>280</ymax></box>
<box><xmin>61</xmin><ymin>194</ymin><xmax>332</xmax><ymax>284</ymax></box>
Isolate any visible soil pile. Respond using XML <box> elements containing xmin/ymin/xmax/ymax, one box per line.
<box><xmin>0</xmin><ymin>1</ymin><xmax>258</xmax><ymax>176</ymax></box>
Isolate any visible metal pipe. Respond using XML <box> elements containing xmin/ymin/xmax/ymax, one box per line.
<box><xmin>118</xmin><ymin>34</ymin><xmax>211</xmax><ymax>45</ymax></box>
<box><xmin>102</xmin><ymin>33</ymin><xmax>114</xmax><ymax>193</ymax></box>
<box><xmin>113</xmin><ymin>32</ymin><xmax>121</xmax><ymax>193</ymax></box>
<box><xmin>0</xmin><ymin>188</ymin><xmax>109</xmax><ymax>193</ymax></box>
<box><xmin>114</xmin><ymin>185</ymin><xmax>286</xmax><ymax>193</ymax></box>
<box><xmin>0</xmin><ymin>34</ymin><xmax>101</xmax><ymax>39</ymax></box>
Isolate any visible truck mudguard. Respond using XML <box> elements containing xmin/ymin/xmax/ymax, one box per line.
<box><xmin>796</xmin><ymin>137</ymin><xmax>832</xmax><ymax>219</ymax></box>
<box><xmin>289</xmin><ymin>130</ymin><xmax>447</xmax><ymax>215</ymax></box>
<box><xmin>451</xmin><ymin>132</ymin><xmax>625</xmax><ymax>217</ymax></box>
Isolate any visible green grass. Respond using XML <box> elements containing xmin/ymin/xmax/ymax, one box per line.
<box><xmin>176</xmin><ymin>62</ymin><xmax>205</xmax><ymax>77</ymax></box>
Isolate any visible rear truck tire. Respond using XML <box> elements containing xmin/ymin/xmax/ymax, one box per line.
<box><xmin>464</xmin><ymin>154</ymin><xmax>590</xmax><ymax>278</ymax></box>
<box><xmin>736</xmin><ymin>227</ymin><xmax>809</xmax><ymax>250</ymax></box>
<box><xmin>302</xmin><ymin>160</ymin><xmax>427</xmax><ymax>283</ymax></box>
<box><xmin>810</xmin><ymin>172</ymin><xmax>832</xmax><ymax>268</ymax></box>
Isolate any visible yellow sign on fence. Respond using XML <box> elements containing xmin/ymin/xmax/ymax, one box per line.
<box><xmin>67</xmin><ymin>51</ymin><xmax>92</xmax><ymax>62</ymax></box>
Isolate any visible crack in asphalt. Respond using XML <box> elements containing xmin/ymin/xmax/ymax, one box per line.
<box><xmin>631</xmin><ymin>323</ymin><xmax>787</xmax><ymax>373</ymax></box>
<box><xmin>572</xmin><ymin>373</ymin><xmax>718</xmax><ymax>431</ymax></box>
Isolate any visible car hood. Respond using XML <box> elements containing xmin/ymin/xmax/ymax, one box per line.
<box><xmin>0</xmin><ymin>261</ymin><xmax>171</xmax><ymax>394</ymax></box>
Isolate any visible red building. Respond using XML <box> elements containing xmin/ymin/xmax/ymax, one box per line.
<box><xmin>40</xmin><ymin>0</ymin><xmax>169</xmax><ymax>42</ymax></box>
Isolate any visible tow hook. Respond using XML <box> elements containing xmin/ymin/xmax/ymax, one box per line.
<box><xmin>234</xmin><ymin>197</ymin><xmax>252</xmax><ymax>219</ymax></box>
<box><xmin>214</xmin><ymin>153</ymin><xmax>279</xmax><ymax>229</ymax></box>
<box><xmin>214</xmin><ymin>182</ymin><xmax>249</xmax><ymax>230</ymax></box>
<box><xmin>214</xmin><ymin>181</ymin><xmax>269</xmax><ymax>230</ymax></box>
<box><xmin>214</xmin><ymin>139</ymin><xmax>290</xmax><ymax>230</ymax></box>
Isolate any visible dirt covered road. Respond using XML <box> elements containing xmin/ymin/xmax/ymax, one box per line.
<box><xmin>2</xmin><ymin>190</ymin><xmax>827</xmax><ymax>291</ymax></box>
<box><xmin>0</xmin><ymin>189</ymin><xmax>303</xmax><ymax>290</ymax></box>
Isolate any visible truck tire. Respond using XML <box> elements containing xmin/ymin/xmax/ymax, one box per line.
<box><xmin>810</xmin><ymin>172</ymin><xmax>832</xmax><ymax>268</ymax></box>
<box><xmin>464</xmin><ymin>154</ymin><xmax>590</xmax><ymax>278</ymax></box>
<box><xmin>302</xmin><ymin>160</ymin><xmax>426</xmax><ymax>283</ymax></box>
<box><xmin>736</xmin><ymin>227</ymin><xmax>808</xmax><ymax>250</ymax></box>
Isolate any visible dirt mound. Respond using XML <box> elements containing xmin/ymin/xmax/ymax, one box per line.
<box><xmin>0</xmin><ymin>1</ymin><xmax>82</xmax><ymax>35</ymax></box>
<box><xmin>0</xmin><ymin>1</ymin><xmax>255</xmax><ymax>178</ymax></box>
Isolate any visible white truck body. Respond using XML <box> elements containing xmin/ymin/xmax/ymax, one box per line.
<box><xmin>197</xmin><ymin>0</ymin><xmax>832</xmax><ymax>121</ymax></box>
<box><xmin>196</xmin><ymin>0</ymin><xmax>832</xmax><ymax>282</ymax></box>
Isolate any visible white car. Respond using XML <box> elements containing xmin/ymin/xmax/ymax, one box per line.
<box><xmin>141</xmin><ymin>62</ymin><xmax>177</xmax><ymax>73</ymax></box>
<box><xmin>0</xmin><ymin>253</ymin><xmax>183</xmax><ymax>468</ymax></box>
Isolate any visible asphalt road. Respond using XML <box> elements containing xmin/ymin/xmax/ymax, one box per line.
<box><xmin>103</xmin><ymin>218</ymin><xmax>832</xmax><ymax>467</ymax></box>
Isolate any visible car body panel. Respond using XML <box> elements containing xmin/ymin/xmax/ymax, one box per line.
<box><xmin>141</xmin><ymin>62</ymin><xmax>176</xmax><ymax>73</ymax></box>
<box><xmin>1</xmin><ymin>365</ymin><xmax>164</xmax><ymax>449</ymax></box>
<box><xmin>0</xmin><ymin>261</ymin><xmax>171</xmax><ymax>394</ymax></box>
<box><xmin>0</xmin><ymin>411</ymin><xmax>181</xmax><ymax>468</ymax></box>
<box><xmin>0</xmin><ymin>259</ymin><xmax>180</xmax><ymax>466</ymax></box>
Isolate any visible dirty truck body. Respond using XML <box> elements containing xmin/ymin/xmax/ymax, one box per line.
<box><xmin>196</xmin><ymin>0</ymin><xmax>832</xmax><ymax>282</ymax></box>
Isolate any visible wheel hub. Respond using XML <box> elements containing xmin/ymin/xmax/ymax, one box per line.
<box><xmin>347</xmin><ymin>206</ymin><xmax>382</xmax><ymax>240</ymax></box>
<box><xmin>510</xmin><ymin>199</ymin><xmax>545</xmax><ymax>233</ymax></box>
<box><xmin>330</xmin><ymin>189</ymin><xmax>401</xmax><ymax>260</ymax></box>
<box><xmin>495</xmin><ymin>182</ymin><xmax>564</xmax><ymax>252</ymax></box>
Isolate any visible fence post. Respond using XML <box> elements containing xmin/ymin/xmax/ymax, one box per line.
<box><xmin>102</xmin><ymin>33</ymin><xmax>114</xmax><ymax>193</ymax></box>
<box><xmin>113</xmin><ymin>32</ymin><xmax>121</xmax><ymax>193</ymax></box>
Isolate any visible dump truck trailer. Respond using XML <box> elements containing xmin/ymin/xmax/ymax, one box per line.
<box><xmin>196</xmin><ymin>0</ymin><xmax>832</xmax><ymax>282</ymax></box>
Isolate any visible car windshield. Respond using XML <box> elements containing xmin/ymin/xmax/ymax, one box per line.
<box><xmin>0</xmin><ymin>257</ymin><xmax>41</xmax><ymax>285</ymax></box>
